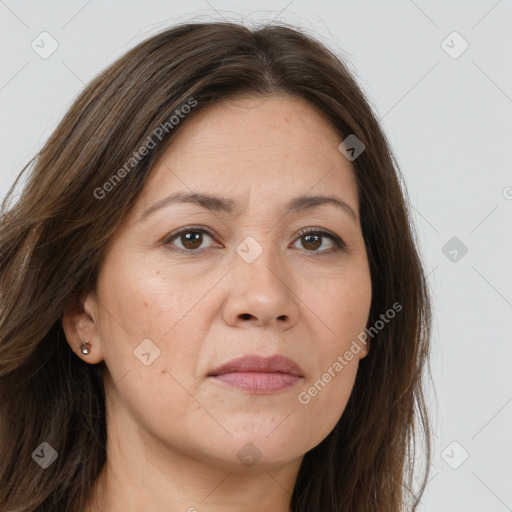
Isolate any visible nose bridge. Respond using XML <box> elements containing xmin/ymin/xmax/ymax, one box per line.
<box><xmin>223</xmin><ymin>232</ymin><xmax>299</xmax><ymax>328</ymax></box>
<box><xmin>235</xmin><ymin>232</ymin><xmax>286</xmax><ymax>294</ymax></box>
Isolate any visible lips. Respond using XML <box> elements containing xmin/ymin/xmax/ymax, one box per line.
<box><xmin>208</xmin><ymin>354</ymin><xmax>304</xmax><ymax>378</ymax></box>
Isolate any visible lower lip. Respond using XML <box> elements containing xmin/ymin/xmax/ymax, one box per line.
<box><xmin>210</xmin><ymin>372</ymin><xmax>302</xmax><ymax>393</ymax></box>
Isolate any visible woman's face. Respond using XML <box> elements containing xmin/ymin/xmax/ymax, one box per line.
<box><xmin>66</xmin><ymin>94</ymin><xmax>372</xmax><ymax>471</ymax></box>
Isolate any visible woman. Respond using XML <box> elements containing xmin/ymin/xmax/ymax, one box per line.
<box><xmin>0</xmin><ymin>20</ymin><xmax>432</xmax><ymax>512</ymax></box>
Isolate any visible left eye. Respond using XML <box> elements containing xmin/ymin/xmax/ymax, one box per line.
<box><xmin>291</xmin><ymin>229</ymin><xmax>345</xmax><ymax>253</ymax></box>
<box><xmin>163</xmin><ymin>226</ymin><xmax>345</xmax><ymax>255</ymax></box>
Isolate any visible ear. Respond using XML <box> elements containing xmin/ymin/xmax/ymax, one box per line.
<box><xmin>61</xmin><ymin>292</ymin><xmax>104</xmax><ymax>364</ymax></box>
<box><xmin>355</xmin><ymin>334</ymin><xmax>370</xmax><ymax>360</ymax></box>
<box><xmin>358</xmin><ymin>341</ymin><xmax>370</xmax><ymax>359</ymax></box>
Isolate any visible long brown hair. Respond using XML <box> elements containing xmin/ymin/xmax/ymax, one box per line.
<box><xmin>0</xmin><ymin>20</ymin><xmax>432</xmax><ymax>511</ymax></box>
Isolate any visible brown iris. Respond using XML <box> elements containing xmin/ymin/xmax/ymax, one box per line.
<box><xmin>180</xmin><ymin>231</ymin><xmax>203</xmax><ymax>250</ymax></box>
<box><xmin>177</xmin><ymin>231</ymin><xmax>325</xmax><ymax>252</ymax></box>
<box><xmin>301</xmin><ymin>234</ymin><xmax>321</xmax><ymax>251</ymax></box>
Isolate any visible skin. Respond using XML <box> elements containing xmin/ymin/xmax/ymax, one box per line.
<box><xmin>62</xmin><ymin>93</ymin><xmax>372</xmax><ymax>512</ymax></box>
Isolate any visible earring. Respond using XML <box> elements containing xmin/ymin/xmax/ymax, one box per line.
<box><xmin>79</xmin><ymin>339</ymin><xmax>92</xmax><ymax>355</ymax></box>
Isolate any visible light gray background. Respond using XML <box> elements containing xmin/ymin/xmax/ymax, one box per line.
<box><xmin>1</xmin><ymin>1</ymin><xmax>511</xmax><ymax>510</ymax></box>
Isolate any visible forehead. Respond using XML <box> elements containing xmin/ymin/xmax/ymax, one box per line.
<box><xmin>139</xmin><ymin>94</ymin><xmax>359</xmax><ymax>215</ymax></box>
<box><xmin>165</xmin><ymin>93</ymin><xmax>343</xmax><ymax>155</ymax></box>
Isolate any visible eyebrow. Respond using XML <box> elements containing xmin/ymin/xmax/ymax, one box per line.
<box><xmin>140</xmin><ymin>191</ymin><xmax>358</xmax><ymax>223</ymax></box>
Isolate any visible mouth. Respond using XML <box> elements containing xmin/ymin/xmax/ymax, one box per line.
<box><xmin>208</xmin><ymin>354</ymin><xmax>304</xmax><ymax>394</ymax></box>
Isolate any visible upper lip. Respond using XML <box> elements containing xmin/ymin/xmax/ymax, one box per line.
<box><xmin>208</xmin><ymin>355</ymin><xmax>304</xmax><ymax>378</ymax></box>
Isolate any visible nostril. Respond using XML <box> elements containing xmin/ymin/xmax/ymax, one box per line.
<box><xmin>240</xmin><ymin>313</ymin><xmax>252</xmax><ymax>320</ymax></box>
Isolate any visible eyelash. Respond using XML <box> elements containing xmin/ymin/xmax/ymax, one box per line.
<box><xmin>162</xmin><ymin>225</ymin><xmax>346</xmax><ymax>257</ymax></box>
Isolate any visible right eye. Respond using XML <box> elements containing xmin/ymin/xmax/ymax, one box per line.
<box><xmin>162</xmin><ymin>226</ymin><xmax>221</xmax><ymax>255</ymax></box>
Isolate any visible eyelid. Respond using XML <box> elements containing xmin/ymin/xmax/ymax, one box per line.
<box><xmin>161</xmin><ymin>225</ymin><xmax>219</xmax><ymax>251</ymax></box>
<box><xmin>162</xmin><ymin>225</ymin><xmax>346</xmax><ymax>255</ymax></box>
<box><xmin>293</xmin><ymin>227</ymin><xmax>346</xmax><ymax>250</ymax></box>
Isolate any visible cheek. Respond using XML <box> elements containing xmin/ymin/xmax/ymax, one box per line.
<box><xmin>96</xmin><ymin>252</ymin><xmax>210</xmax><ymax>342</ymax></box>
<box><xmin>95</xmin><ymin>264</ymin><xmax>207</xmax><ymax>434</ymax></box>
<box><xmin>105</xmin><ymin>362</ymin><xmax>206</xmax><ymax>449</ymax></box>
<box><xmin>295</xmin><ymin>356</ymin><xmax>360</xmax><ymax>445</ymax></box>
<box><xmin>305</xmin><ymin>264</ymin><xmax>372</xmax><ymax>348</ymax></box>
<box><xmin>293</xmin><ymin>268</ymin><xmax>370</xmax><ymax>438</ymax></box>
<box><xmin>95</xmin><ymin>254</ymin><xmax>217</xmax><ymax>394</ymax></box>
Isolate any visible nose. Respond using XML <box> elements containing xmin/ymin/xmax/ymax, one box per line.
<box><xmin>222</xmin><ymin>239</ymin><xmax>300</xmax><ymax>330</ymax></box>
